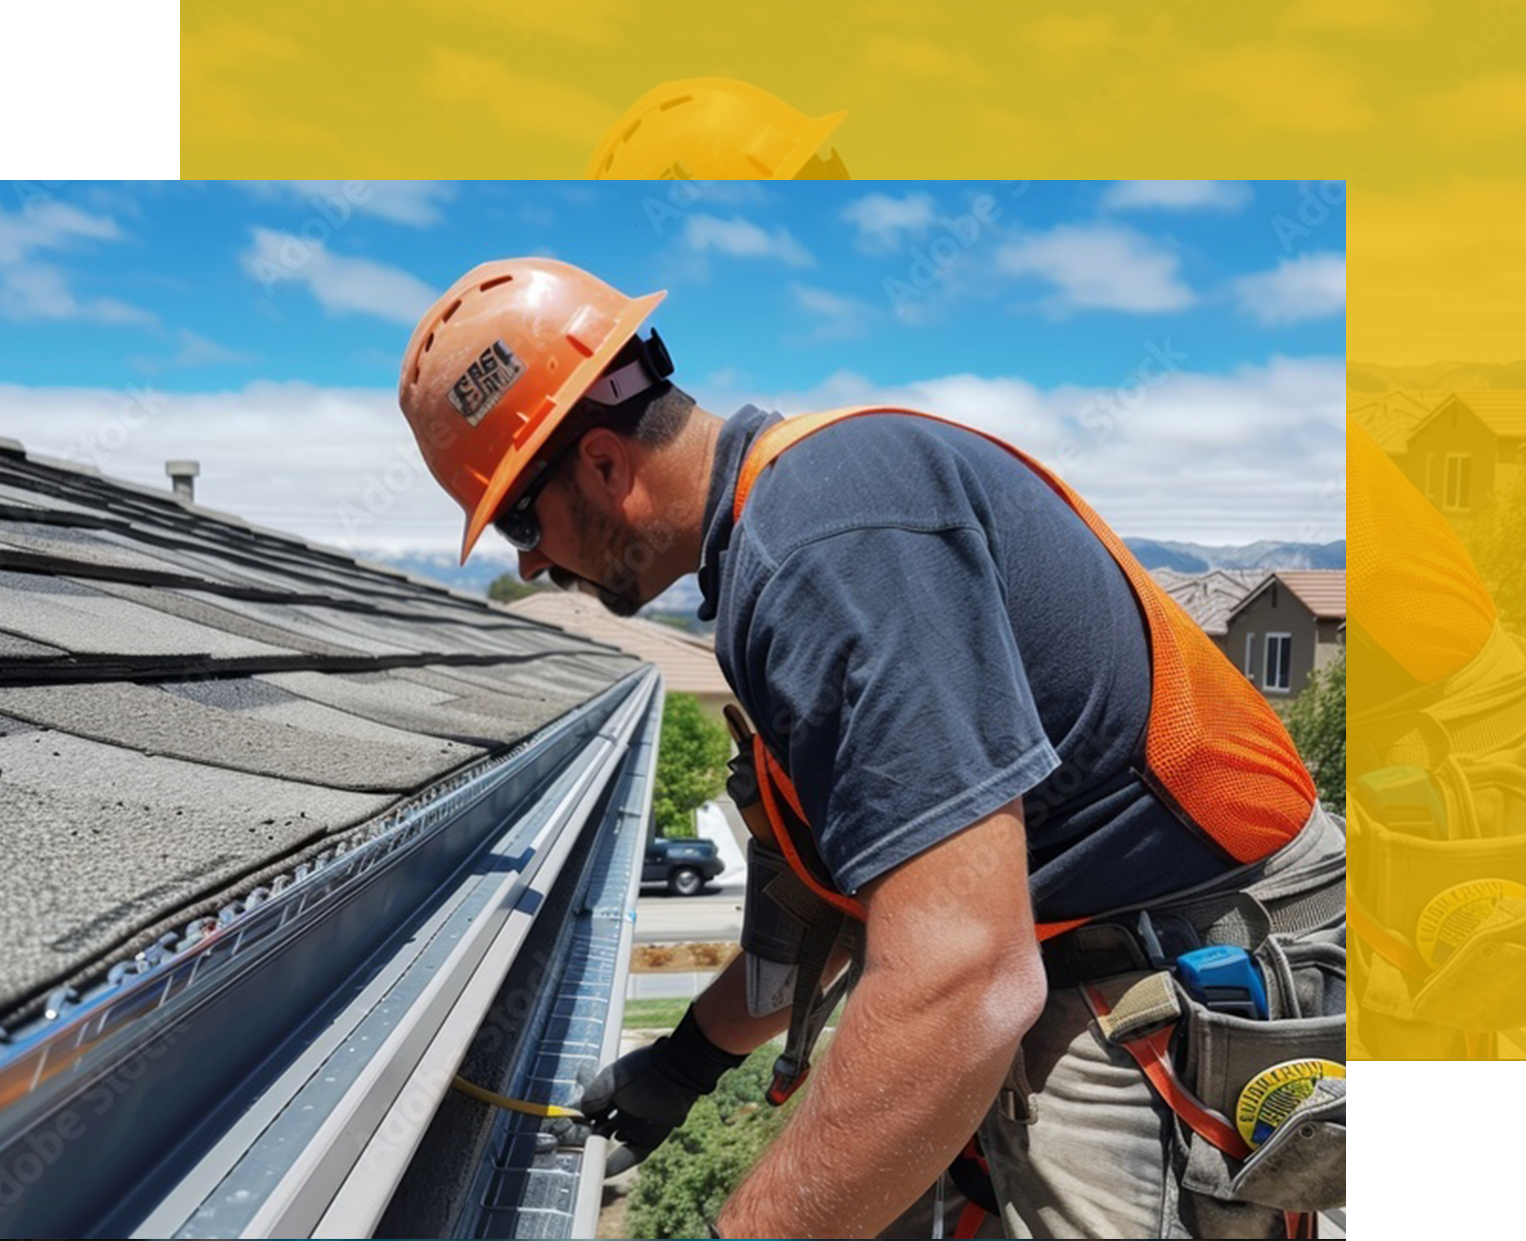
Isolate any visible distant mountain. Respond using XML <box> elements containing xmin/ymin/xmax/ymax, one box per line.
<box><xmin>365</xmin><ymin>543</ymin><xmax>1344</xmax><ymax>613</ymax></box>
<box><xmin>363</xmin><ymin>552</ymin><xmax>516</xmax><ymax>598</ymax></box>
<box><xmin>1124</xmin><ymin>538</ymin><xmax>1346</xmax><ymax>572</ymax></box>
<box><xmin>1349</xmin><ymin>359</ymin><xmax>1526</xmax><ymax>394</ymax></box>
<box><xmin>362</xmin><ymin>554</ymin><xmax>715</xmax><ymax>632</ymax></box>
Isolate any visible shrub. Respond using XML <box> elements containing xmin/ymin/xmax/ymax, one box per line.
<box><xmin>1286</xmin><ymin>647</ymin><xmax>1346</xmax><ymax>806</ymax></box>
<box><xmin>625</xmin><ymin>1047</ymin><xmax>795</xmax><ymax>1239</ymax></box>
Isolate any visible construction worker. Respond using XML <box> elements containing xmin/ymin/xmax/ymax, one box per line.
<box><xmin>400</xmin><ymin>258</ymin><xmax>1347</xmax><ymax>1239</ymax></box>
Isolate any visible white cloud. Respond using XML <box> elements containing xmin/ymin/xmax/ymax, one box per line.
<box><xmin>681</xmin><ymin>214</ymin><xmax>814</xmax><ymax>267</ymax></box>
<box><xmin>841</xmin><ymin>192</ymin><xmax>939</xmax><ymax>252</ymax></box>
<box><xmin>128</xmin><ymin>329</ymin><xmax>255</xmax><ymax>374</ymax></box>
<box><xmin>1099</xmin><ymin>180</ymin><xmax>1251</xmax><ymax>212</ymax></box>
<box><xmin>0</xmin><ymin>381</ymin><xmax>479</xmax><ymax>561</ymax></box>
<box><xmin>0</xmin><ymin>263</ymin><xmax>156</xmax><ymax>325</ymax></box>
<box><xmin>996</xmin><ymin>223</ymin><xmax>1195</xmax><ymax>314</ymax></box>
<box><xmin>0</xmin><ymin>199</ymin><xmax>155</xmax><ymax>326</ymax></box>
<box><xmin>0</xmin><ymin>199</ymin><xmax>123</xmax><ymax>264</ymax></box>
<box><xmin>697</xmin><ymin>355</ymin><xmax>1344</xmax><ymax>544</ymax></box>
<box><xmin>0</xmin><ymin>351</ymin><xmax>1343</xmax><ymax>567</ymax></box>
<box><xmin>789</xmin><ymin>282</ymin><xmax>874</xmax><ymax>340</ymax></box>
<box><xmin>1232</xmin><ymin>252</ymin><xmax>1345</xmax><ymax>324</ymax></box>
<box><xmin>240</xmin><ymin>227</ymin><xmax>437</xmax><ymax>325</ymax></box>
<box><xmin>171</xmin><ymin>328</ymin><xmax>254</xmax><ymax>367</ymax></box>
<box><xmin>241</xmin><ymin>180</ymin><xmax>456</xmax><ymax>228</ymax></box>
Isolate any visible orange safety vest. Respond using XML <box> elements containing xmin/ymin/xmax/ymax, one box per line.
<box><xmin>732</xmin><ymin>408</ymin><xmax>1321</xmax><ymax>1241</ymax></box>
<box><xmin>734</xmin><ymin>405</ymin><xmax>1317</xmax><ymax>926</ymax></box>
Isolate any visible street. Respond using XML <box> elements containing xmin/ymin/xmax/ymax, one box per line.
<box><xmin>634</xmin><ymin>879</ymin><xmax>745</xmax><ymax>943</ymax></box>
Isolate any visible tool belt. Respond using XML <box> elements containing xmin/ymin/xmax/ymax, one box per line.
<box><xmin>723</xmin><ymin>704</ymin><xmax>1345</xmax><ymax>1236</ymax></box>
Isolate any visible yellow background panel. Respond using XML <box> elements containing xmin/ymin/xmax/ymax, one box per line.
<box><xmin>184</xmin><ymin>0</ymin><xmax>1526</xmax><ymax>1057</ymax></box>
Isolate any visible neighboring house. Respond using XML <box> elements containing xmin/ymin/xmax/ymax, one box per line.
<box><xmin>1152</xmin><ymin>567</ymin><xmax>1267</xmax><ymax>655</ymax></box>
<box><xmin>1222</xmin><ymin>570</ymin><xmax>1346</xmax><ymax>700</ymax></box>
<box><xmin>1367</xmin><ymin>391</ymin><xmax>1526</xmax><ymax>520</ymax></box>
<box><xmin>0</xmin><ymin>438</ymin><xmax>653</xmax><ymax>1237</ymax></box>
<box><xmin>505</xmin><ymin>588</ymin><xmax>737</xmax><ymax>723</ymax></box>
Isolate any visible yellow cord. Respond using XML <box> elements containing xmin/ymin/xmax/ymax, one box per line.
<box><xmin>451</xmin><ymin>1074</ymin><xmax>584</xmax><ymax>1119</ymax></box>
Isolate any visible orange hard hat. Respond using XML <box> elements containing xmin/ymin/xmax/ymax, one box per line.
<box><xmin>586</xmin><ymin>78</ymin><xmax>849</xmax><ymax>180</ymax></box>
<box><xmin>399</xmin><ymin>258</ymin><xmax>665</xmax><ymax>564</ymax></box>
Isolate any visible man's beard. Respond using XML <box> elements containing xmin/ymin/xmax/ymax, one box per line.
<box><xmin>555</xmin><ymin>483</ymin><xmax>646</xmax><ymax>617</ymax></box>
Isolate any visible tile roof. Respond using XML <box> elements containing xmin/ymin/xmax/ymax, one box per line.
<box><xmin>504</xmin><ymin>588</ymin><xmax>733</xmax><ymax>698</ymax></box>
<box><xmin>1226</xmin><ymin>569</ymin><xmax>1347</xmax><ymax>623</ymax></box>
<box><xmin>1151</xmin><ymin>568</ymin><xmax>1268</xmax><ymax>635</ymax></box>
<box><xmin>0</xmin><ymin>440</ymin><xmax>643</xmax><ymax>1027</ymax></box>
<box><xmin>1272</xmin><ymin>569</ymin><xmax>1346</xmax><ymax>619</ymax></box>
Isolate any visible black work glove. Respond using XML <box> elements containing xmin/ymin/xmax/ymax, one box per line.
<box><xmin>578</xmin><ymin>1003</ymin><xmax>746</xmax><ymax>1175</ymax></box>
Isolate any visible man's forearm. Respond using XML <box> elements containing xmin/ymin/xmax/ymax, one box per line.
<box><xmin>714</xmin><ymin>952</ymin><xmax>1040</xmax><ymax>1238</ymax></box>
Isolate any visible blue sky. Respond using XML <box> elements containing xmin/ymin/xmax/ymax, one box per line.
<box><xmin>0</xmin><ymin>180</ymin><xmax>1344</xmax><ymax>589</ymax></box>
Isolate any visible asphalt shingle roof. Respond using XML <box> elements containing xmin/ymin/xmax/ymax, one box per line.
<box><xmin>505</xmin><ymin>589</ymin><xmax>731</xmax><ymax>698</ymax></box>
<box><xmin>0</xmin><ymin>440</ymin><xmax>644</xmax><ymax>1028</ymax></box>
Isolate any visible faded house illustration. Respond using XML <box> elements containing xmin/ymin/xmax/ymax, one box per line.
<box><xmin>1353</xmin><ymin>390</ymin><xmax>1526</xmax><ymax>521</ymax></box>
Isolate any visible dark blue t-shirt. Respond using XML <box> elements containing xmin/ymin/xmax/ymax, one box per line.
<box><xmin>696</xmin><ymin>405</ymin><xmax>1237</xmax><ymax>920</ymax></box>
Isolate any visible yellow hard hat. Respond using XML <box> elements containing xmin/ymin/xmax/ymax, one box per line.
<box><xmin>587</xmin><ymin>78</ymin><xmax>849</xmax><ymax>180</ymax></box>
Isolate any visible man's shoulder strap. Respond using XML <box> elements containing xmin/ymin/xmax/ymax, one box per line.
<box><xmin>733</xmin><ymin>404</ymin><xmax>932</xmax><ymax>523</ymax></box>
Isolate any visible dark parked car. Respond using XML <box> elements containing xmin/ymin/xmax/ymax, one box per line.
<box><xmin>642</xmin><ymin>835</ymin><xmax>725</xmax><ymax>896</ymax></box>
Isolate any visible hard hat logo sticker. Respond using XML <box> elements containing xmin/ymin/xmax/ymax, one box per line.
<box><xmin>448</xmin><ymin>340</ymin><xmax>525</xmax><ymax>426</ymax></box>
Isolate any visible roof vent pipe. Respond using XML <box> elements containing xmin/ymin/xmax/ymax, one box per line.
<box><xmin>166</xmin><ymin>460</ymin><xmax>200</xmax><ymax>503</ymax></box>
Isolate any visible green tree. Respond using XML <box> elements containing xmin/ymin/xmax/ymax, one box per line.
<box><xmin>487</xmin><ymin>571</ymin><xmax>550</xmax><ymax>604</ymax></box>
<box><xmin>1285</xmin><ymin>647</ymin><xmax>1346</xmax><ymax>805</ymax></box>
<box><xmin>626</xmin><ymin>1047</ymin><xmax>796</xmax><ymax>1239</ymax></box>
<box><xmin>652</xmin><ymin>693</ymin><xmax>731</xmax><ymax>838</ymax></box>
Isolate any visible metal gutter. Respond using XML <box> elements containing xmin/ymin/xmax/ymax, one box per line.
<box><xmin>432</xmin><ymin>676</ymin><xmax>662</xmax><ymax>1240</ymax></box>
<box><xmin>0</xmin><ymin>669</ymin><xmax>652</xmax><ymax>1238</ymax></box>
<box><xmin>294</xmin><ymin>672</ymin><xmax>656</xmax><ymax>1240</ymax></box>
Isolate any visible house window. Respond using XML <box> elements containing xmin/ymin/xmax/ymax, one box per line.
<box><xmin>1444</xmin><ymin>454</ymin><xmax>1472</xmax><ymax>511</ymax></box>
<box><xmin>1244</xmin><ymin>631</ymin><xmax>1256</xmax><ymax>680</ymax></box>
<box><xmin>1264</xmin><ymin>633</ymin><xmax>1292</xmax><ymax>693</ymax></box>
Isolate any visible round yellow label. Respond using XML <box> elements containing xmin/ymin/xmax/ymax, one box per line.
<box><xmin>1415</xmin><ymin>879</ymin><xmax>1526</xmax><ymax>967</ymax></box>
<box><xmin>1235</xmin><ymin>1058</ymin><xmax>1345</xmax><ymax>1149</ymax></box>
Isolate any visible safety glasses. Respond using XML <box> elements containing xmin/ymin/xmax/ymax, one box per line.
<box><xmin>492</xmin><ymin>435</ymin><xmax>581</xmax><ymax>552</ymax></box>
<box><xmin>492</xmin><ymin>328</ymin><xmax>673</xmax><ymax>553</ymax></box>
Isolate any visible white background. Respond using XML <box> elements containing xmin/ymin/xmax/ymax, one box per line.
<box><xmin>3</xmin><ymin>0</ymin><xmax>177</xmax><ymax>178</ymax></box>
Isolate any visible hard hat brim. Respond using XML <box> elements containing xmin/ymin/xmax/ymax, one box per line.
<box><xmin>458</xmin><ymin>288</ymin><xmax>667</xmax><ymax>565</ymax></box>
<box><xmin>773</xmin><ymin>110</ymin><xmax>848</xmax><ymax>179</ymax></box>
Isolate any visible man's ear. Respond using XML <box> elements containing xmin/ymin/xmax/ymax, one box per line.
<box><xmin>577</xmin><ymin>426</ymin><xmax>635</xmax><ymax>501</ymax></box>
